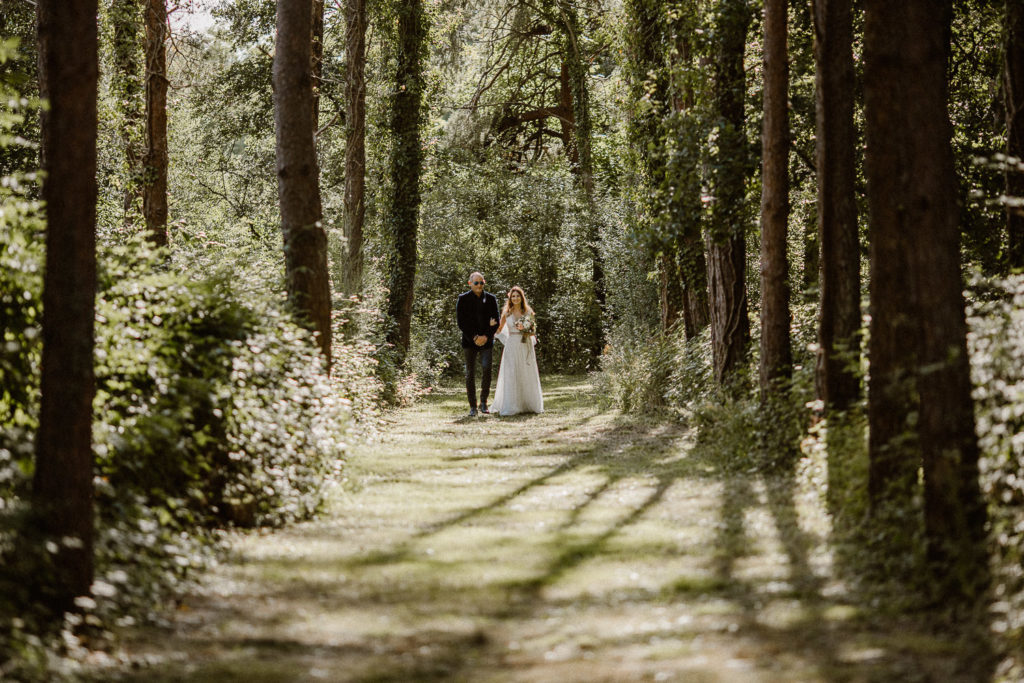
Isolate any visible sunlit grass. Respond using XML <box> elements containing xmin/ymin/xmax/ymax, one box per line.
<box><xmin>104</xmin><ymin>376</ymin><xmax>995</xmax><ymax>682</ymax></box>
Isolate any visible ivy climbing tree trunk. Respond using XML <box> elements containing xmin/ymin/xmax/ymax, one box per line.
<box><xmin>385</xmin><ymin>0</ymin><xmax>426</xmax><ymax>359</ymax></box>
<box><xmin>32</xmin><ymin>0</ymin><xmax>98</xmax><ymax>615</ymax></box>
<box><xmin>864</xmin><ymin>0</ymin><xmax>988</xmax><ymax>601</ymax></box>
<box><xmin>274</xmin><ymin>0</ymin><xmax>333</xmax><ymax>368</ymax></box>
<box><xmin>672</xmin><ymin>25</ymin><xmax>710</xmax><ymax>340</ymax></box>
<box><xmin>813</xmin><ymin>0</ymin><xmax>860</xmax><ymax>412</ymax></box>
<box><xmin>343</xmin><ymin>0</ymin><xmax>367</xmax><ymax>297</ymax></box>
<box><xmin>559</xmin><ymin>0</ymin><xmax>605</xmax><ymax>360</ymax></box>
<box><xmin>109</xmin><ymin>0</ymin><xmax>144</xmax><ymax>227</ymax></box>
<box><xmin>624</xmin><ymin>0</ymin><xmax>672</xmax><ymax>330</ymax></box>
<box><xmin>706</xmin><ymin>0</ymin><xmax>752</xmax><ymax>385</ymax></box>
<box><xmin>759</xmin><ymin>0</ymin><xmax>792</xmax><ymax>395</ymax></box>
<box><xmin>1004</xmin><ymin>0</ymin><xmax>1024</xmax><ymax>270</ymax></box>
<box><xmin>143</xmin><ymin>0</ymin><xmax>168</xmax><ymax>246</ymax></box>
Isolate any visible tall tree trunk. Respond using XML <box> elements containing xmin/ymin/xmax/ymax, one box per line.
<box><xmin>143</xmin><ymin>0</ymin><xmax>168</xmax><ymax>246</ymax></box>
<box><xmin>864</xmin><ymin>0</ymin><xmax>988</xmax><ymax>600</ymax></box>
<box><xmin>33</xmin><ymin>0</ymin><xmax>98</xmax><ymax>614</ymax></box>
<box><xmin>759</xmin><ymin>0</ymin><xmax>791</xmax><ymax>395</ymax></box>
<box><xmin>707</xmin><ymin>0</ymin><xmax>752</xmax><ymax>385</ymax></box>
<box><xmin>673</xmin><ymin>27</ymin><xmax>710</xmax><ymax>339</ymax></box>
<box><xmin>1004</xmin><ymin>0</ymin><xmax>1024</xmax><ymax>270</ymax></box>
<box><xmin>625</xmin><ymin>0</ymin><xmax>674</xmax><ymax>332</ymax></box>
<box><xmin>343</xmin><ymin>0</ymin><xmax>367</xmax><ymax>296</ymax></box>
<box><xmin>813</xmin><ymin>0</ymin><xmax>860</xmax><ymax>411</ymax></box>
<box><xmin>559</xmin><ymin>0</ymin><xmax>605</xmax><ymax>360</ymax></box>
<box><xmin>109</xmin><ymin>0</ymin><xmax>144</xmax><ymax>227</ymax></box>
<box><xmin>384</xmin><ymin>0</ymin><xmax>426</xmax><ymax>359</ymax></box>
<box><xmin>274</xmin><ymin>0</ymin><xmax>333</xmax><ymax>368</ymax></box>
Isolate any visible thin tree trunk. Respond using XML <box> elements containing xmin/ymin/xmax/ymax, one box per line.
<box><xmin>385</xmin><ymin>0</ymin><xmax>426</xmax><ymax>359</ymax></box>
<box><xmin>558</xmin><ymin>61</ymin><xmax>576</xmax><ymax>161</ymax></box>
<box><xmin>343</xmin><ymin>0</ymin><xmax>367</xmax><ymax>296</ymax></box>
<box><xmin>109</xmin><ymin>0</ymin><xmax>144</xmax><ymax>226</ymax></box>
<box><xmin>274</xmin><ymin>0</ymin><xmax>333</xmax><ymax>368</ymax></box>
<box><xmin>660</xmin><ymin>253</ymin><xmax>684</xmax><ymax>331</ymax></box>
<box><xmin>802</xmin><ymin>211</ymin><xmax>819</xmax><ymax>295</ymax></box>
<box><xmin>33</xmin><ymin>0</ymin><xmax>98</xmax><ymax>614</ymax></box>
<box><xmin>1005</xmin><ymin>0</ymin><xmax>1024</xmax><ymax>270</ymax></box>
<box><xmin>312</xmin><ymin>0</ymin><xmax>324</xmax><ymax>134</ymax></box>
<box><xmin>864</xmin><ymin>0</ymin><xmax>988</xmax><ymax>600</ymax></box>
<box><xmin>759</xmin><ymin>0</ymin><xmax>792</xmax><ymax>395</ymax></box>
<box><xmin>143</xmin><ymin>0</ymin><xmax>168</xmax><ymax>246</ymax></box>
<box><xmin>707</xmin><ymin>0</ymin><xmax>752</xmax><ymax>385</ymax></box>
<box><xmin>813</xmin><ymin>0</ymin><xmax>861</xmax><ymax>411</ymax></box>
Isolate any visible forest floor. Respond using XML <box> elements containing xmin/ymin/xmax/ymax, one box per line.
<box><xmin>102</xmin><ymin>376</ymin><xmax>996</xmax><ymax>682</ymax></box>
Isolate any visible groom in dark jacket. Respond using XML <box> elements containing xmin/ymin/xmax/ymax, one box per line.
<box><xmin>457</xmin><ymin>271</ymin><xmax>499</xmax><ymax>416</ymax></box>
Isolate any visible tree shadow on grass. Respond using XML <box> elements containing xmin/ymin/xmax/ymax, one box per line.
<box><xmin>110</xmin><ymin>378</ymin><xmax>997</xmax><ymax>681</ymax></box>
<box><xmin>682</xmin><ymin>425</ymin><xmax>997</xmax><ymax>683</ymax></box>
<box><xmin>108</xmin><ymin>627</ymin><xmax>497</xmax><ymax>682</ymax></box>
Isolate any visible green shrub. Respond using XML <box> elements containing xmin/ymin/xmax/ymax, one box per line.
<box><xmin>967</xmin><ymin>273</ymin><xmax>1024</xmax><ymax>669</ymax></box>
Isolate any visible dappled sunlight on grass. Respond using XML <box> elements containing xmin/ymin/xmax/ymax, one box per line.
<box><xmin>107</xmin><ymin>376</ymin><xmax>996</xmax><ymax>682</ymax></box>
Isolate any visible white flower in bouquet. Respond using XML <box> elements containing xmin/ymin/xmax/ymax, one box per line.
<box><xmin>516</xmin><ymin>313</ymin><xmax>535</xmax><ymax>343</ymax></box>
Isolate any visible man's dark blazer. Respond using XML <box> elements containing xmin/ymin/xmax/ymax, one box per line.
<box><xmin>457</xmin><ymin>290</ymin><xmax>500</xmax><ymax>350</ymax></box>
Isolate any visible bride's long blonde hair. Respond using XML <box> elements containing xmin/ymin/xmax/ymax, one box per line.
<box><xmin>502</xmin><ymin>286</ymin><xmax>534</xmax><ymax>318</ymax></box>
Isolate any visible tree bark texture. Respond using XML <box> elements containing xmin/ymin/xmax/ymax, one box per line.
<box><xmin>1004</xmin><ymin>0</ymin><xmax>1024</xmax><ymax>270</ymax></box>
<box><xmin>343</xmin><ymin>0</ymin><xmax>367</xmax><ymax>296</ymax></box>
<box><xmin>759</xmin><ymin>0</ymin><xmax>792</xmax><ymax>394</ymax></box>
<box><xmin>707</xmin><ymin>0</ymin><xmax>752</xmax><ymax>385</ymax></box>
<box><xmin>864</xmin><ymin>0</ymin><xmax>988</xmax><ymax>598</ymax></box>
<box><xmin>274</xmin><ymin>0</ymin><xmax>333</xmax><ymax>367</ymax></box>
<box><xmin>109</xmin><ymin>0</ymin><xmax>144</xmax><ymax>226</ymax></box>
<box><xmin>385</xmin><ymin>0</ymin><xmax>426</xmax><ymax>358</ymax></box>
<box><xmin>812</xmin><ymin>0</ymin><xmax>861</xmax><ymax>411</ymax></box>
<box><xmin>143</xmin><ymin>0</ymin><xmax>168</xmax><ymax>246</ymax></box>
<box><xmin>33</xmin><ymin>0</ymin><xmax>99</xmax><ymax>613</ymax></box>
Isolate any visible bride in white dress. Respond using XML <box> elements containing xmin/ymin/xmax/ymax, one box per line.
<box><xmin>490</xmin><ymin>286</ymin><xmax>544</xmax><ymax>416</ymax></box>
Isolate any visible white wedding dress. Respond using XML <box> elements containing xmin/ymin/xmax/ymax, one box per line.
<box><xmin>490</xmin><ymin>313</ymin><xmax>544</xmax><ymax>416</ymax></box>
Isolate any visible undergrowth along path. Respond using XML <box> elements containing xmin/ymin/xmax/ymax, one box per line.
<box><xmin>111</xmin><ymin>376</ymin><xmax>992</xmax><ymax>682</ymax></box>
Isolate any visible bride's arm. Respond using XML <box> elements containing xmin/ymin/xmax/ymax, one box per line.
<box><xmin>496</xmin><ymin>314</ymin><xmax>507</xmax><ymax>333</ymax></box>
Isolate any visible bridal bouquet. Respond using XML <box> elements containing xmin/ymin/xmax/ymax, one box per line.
<box><xmin>516</xmin><ymin>313</ymin><xmax>535</xmax><ymax>343</ymax></box>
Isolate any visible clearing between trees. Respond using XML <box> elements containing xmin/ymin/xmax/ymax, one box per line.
<box><xmin>108</xmin><ymin>377</ymin><xmax>991</xmax><ymax>682</ymax></box>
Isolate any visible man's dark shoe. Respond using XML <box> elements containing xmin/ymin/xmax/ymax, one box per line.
<box><xmin>480</xmin><ymin>404</ymin><xmax>489</xmax><ymax>414</ymax></box>
<box><xmin>468</xmin><ymin>408</ymin><xmax>478</xmax><ymax>417</ymax></box>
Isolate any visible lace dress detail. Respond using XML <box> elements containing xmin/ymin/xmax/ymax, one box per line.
<box><xmin>491</xmin><ymin>314</ymin><xmax>544</xmax><ymax>416</ymax></box>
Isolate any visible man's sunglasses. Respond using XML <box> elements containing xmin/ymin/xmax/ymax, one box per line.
<box><xmin>472</xmin><ymin>281</ymin><xmax>484</xmax><ymax>285</ymax></box>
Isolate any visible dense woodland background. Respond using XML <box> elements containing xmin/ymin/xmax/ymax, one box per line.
<box><xmin>2</xmin><ymin>0</ymin><xmax>1024</xmax><ymax>679</ymax></box>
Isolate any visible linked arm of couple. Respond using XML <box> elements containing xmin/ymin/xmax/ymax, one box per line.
<box><xmin>470</xmin><ymin>316</ymin><xmax>539</xmax><ymax>347</ymax></box>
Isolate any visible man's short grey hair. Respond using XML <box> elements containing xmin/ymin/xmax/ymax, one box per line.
<box><xmin>468</xmin><ymin>271</ymin><xmax>484</xmax><ymax>282</ymax></box>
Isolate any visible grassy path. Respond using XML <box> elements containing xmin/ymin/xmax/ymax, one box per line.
<box><xmin>112</xmin><ymin>376</ymin><xmax>992</xmax><ymax>682</ymax></box>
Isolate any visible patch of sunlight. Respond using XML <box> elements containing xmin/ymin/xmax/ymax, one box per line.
<box><xmin>541</xmin><ymin>557</ymin><xmax>702</xmax><ymax>602</ymax></box>
<box><xmin>730</xmin><ymin>561</ymin><xmax>794</xmax><ymax>590</ymax></box>
<box><xmin>753</xmin><ymin>599</ymin><xmax>814</xmax><ymax>630</ymax></box>
<box><xmin>823</xmin><ymin>604</ymin><xmax>859</xmax><ymax>621</ymax></box>
<box><xmin>837</xmin><ymin>644</ymin><xmax>888</xmax><ymax>664</ymax></box>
